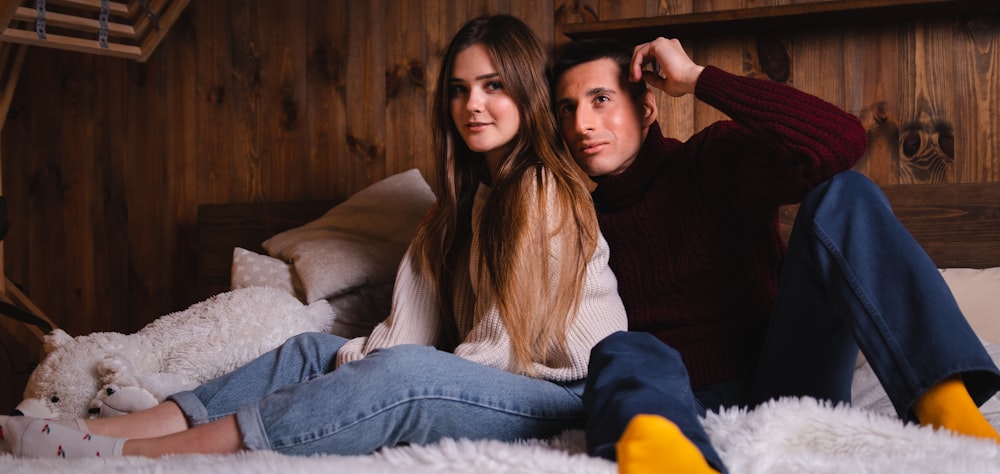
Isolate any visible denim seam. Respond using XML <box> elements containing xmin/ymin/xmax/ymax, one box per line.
<box><xmin>267</xmin><ymin>393</ymin><xmax>580</xmax><ymax>451</ymax></box>
<box><xmin>811</xmin><ymin>220</ymin><xmax>922</xmax><ymax>403</ymax></box>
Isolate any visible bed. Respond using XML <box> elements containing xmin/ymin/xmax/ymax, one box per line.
<box><xmin>3</xmin><ymin>170</ymin><xmax>1000</xmax><ymax>473</ymax></box>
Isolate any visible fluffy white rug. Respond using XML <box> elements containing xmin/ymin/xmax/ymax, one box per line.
<box><xmin>2</xmin><ymin>396</ymin><xmax>998</xmax><ymax>474</ymax></box>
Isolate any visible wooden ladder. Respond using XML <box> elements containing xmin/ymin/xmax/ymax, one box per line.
<box><xmin>0</xmin><ymin>0</ymin><xmax>192</xmax><ymax>62</ymax></box>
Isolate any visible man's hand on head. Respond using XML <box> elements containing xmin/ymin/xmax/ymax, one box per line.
<box><xmin>631</xmin><ymin>38</ymin><xmax>705</xmax><ymax>98</ymax></box>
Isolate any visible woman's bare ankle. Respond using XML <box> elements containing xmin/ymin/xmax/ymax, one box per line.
<box><xmin>88</xmin><ymin>401</ymin><xmax>189</xmax><ymax>439</ymax></box>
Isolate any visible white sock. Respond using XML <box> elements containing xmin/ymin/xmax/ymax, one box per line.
<box><xmin>1</xmin><ymin>415</ymin><xmax>125</xmax><ymax>458</ymax></box>
<box><xmin>1</xmin><ymin>417</ymin><xmax>87</xmax><ymax>453</ymax></box>
<box><xmin>51</xmin><ymin>418</ymin><xmax>90</xmax><ymax>432</ymax></box>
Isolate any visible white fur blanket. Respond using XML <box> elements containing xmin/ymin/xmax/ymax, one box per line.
<box><xmin>2</xmin><ymin>396</ymin><xmax>998</xmax><ymax>474</ymax></box>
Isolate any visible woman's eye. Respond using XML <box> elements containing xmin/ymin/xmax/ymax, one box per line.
<box><xmin>486</xmin><ymin>81</ymin><xmax>504</xmax><ymax>91</ymax></box>
<box><xmin>449</xmin><ymin>84</ymin><xmax>467</xmax><ymax>96</ymax></box>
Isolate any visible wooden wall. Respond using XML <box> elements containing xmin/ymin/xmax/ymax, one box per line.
<box><xmin>0</xmin><ymin>0</ymin><xmax>997</xmax><ymax>403</ymax></box>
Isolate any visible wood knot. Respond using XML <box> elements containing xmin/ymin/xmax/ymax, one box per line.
<box><xmin>207</xmin><ymin>85</ymin><xmax>226</xmax><ymax>104</ymax></box>
<box><xmin>755</xmin><ymin>34</ymin><xmax>790</xmax><ymax>83</ymax></box>
<box><xmin>308</xmin><ymin>39</ymin><xmax>344</xmax><ymax>87</ymax></box>
<box><xmin>280</xmin><ymin>93</ymin><xmax>298</xmax><ymax>130</ymax></box>
<box><xmin>555</xmin><ymin>1</ymin><xmax>598</xmax><ymax>24</ymax></box>
<box><xmin>898</xmin><ymin>115</ymin><xmax>954</xmax><ymax>183</ymax></box>
<box><xmin>386</xmin><ymin>67</ymin><xmax>403</xmax><ymax>98</ymax></box>
<box><xmin>346</xmin><ymin>134</ymin><xmax>381</xmax><ymax>163</ymax></box>
<box><xmin>406</xmin><ymin>61</ymin><xmax>425</xmax><ymax>87</ymax></box>
<box><xmin>387</xmin><ymin>61</ymin><xmax>427</xmax><ymax>97</ymax></box>
<box><xmin>872</xmin><ymin>101</ymin><xmax>889</xmax><ymax>125</ymax></box>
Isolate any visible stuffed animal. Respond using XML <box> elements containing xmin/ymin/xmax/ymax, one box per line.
<box><xmin>88</xmin><ymin>357</ymin><xmax>201</xmax><ymax>417</ymax></box>
<box><xmin>16</xmin><ymin>286</ymin><xmax>335</xmax><ymax>419</ymax></box>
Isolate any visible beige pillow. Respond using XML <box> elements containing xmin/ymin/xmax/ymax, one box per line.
<box><xmin>262</xmin><ymin>169</ymin><xmax>435</xmax><ymax>303</ymax></box>
<box><xmin>940</xmin><ymin>267</ymin><xmax>1000</xmax><ymax>344</ymax></box>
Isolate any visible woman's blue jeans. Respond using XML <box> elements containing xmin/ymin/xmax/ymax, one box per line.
<box><xmin>169</xmin><ymin>335</ymin><xmax>586</xmax><ymax>455</ymax></box>
<box><xmin>584</xmin><ymin>171</ymin><xmax>1000</xmax><ymax>472</ymax></box>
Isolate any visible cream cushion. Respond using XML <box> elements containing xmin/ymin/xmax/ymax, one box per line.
<box><xmin>941</xmin><ymin>267</ymin><xmax>1000</xmax><ymax>344</ymax></box>
<box><xmin>262</xmin><ymin>168</ymin><xmax>435</xmax><ymax>303</ymax></box>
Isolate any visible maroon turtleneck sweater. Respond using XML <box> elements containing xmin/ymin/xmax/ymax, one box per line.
<box><xmin>592</xmin><ymin>66</ymin><xmax>867</xmax><ymax>389</ymax></box>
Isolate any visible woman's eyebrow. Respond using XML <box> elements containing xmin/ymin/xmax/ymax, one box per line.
<box><xmin>450</xmin><ymin>72</ymin><xmax>500</xmax><ymax>82</ymax></box>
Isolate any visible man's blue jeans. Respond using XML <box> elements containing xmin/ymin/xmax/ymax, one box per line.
<box><xmin>584</xmin><ymin>171</ymin><xmax>1000</xmax><ymax>472</ymax></box>
<box><xmin>169</xmin><ymin>336</ymin><xmax>586</xmax><ymax>455</ymax></box>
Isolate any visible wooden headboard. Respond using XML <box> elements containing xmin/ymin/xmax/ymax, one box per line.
<box><xmin>196</xmin><ymin>199</ymin><xmax>340</xmax><ymax>301</ymax></box>
<box><xmin>196</xmin><ymin>183</ymin><xmax>1000</xmax><ymax>301</ymax></box>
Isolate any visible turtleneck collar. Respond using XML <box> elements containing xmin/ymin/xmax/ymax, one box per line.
<box><xmin>591</xmin><ymin>121</ymin><xmax>674</xmax><ymax>212</ymax></box>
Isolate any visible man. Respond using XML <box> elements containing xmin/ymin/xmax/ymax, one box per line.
<box><xmin>551</xmin><ymin>37</ymin><xmax>1000</xmax><ymax>473</ymax></box>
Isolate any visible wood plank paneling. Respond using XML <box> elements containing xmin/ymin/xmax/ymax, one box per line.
<box><xmin>344</xmin><ymin>0</ymin><xmax>386</xmax><ymax>192</ymax></box>
<box><xmin>261</xmin><ymin>0</ymin><xmax>309</xmax><ymax>200</ymax></box>
<box><xmin>192</xmin><ymin>1</ymin><xmax>234</xmax><ymax>204</ymax></box>
<box><xmin>953</xmin><ymin>15</ymin><xmax>1000</xmax><ymax>183</ymax></box>
<box><xmin>160</xmin><ymin>10</ymin><xmax>200</xmax><ymax>325</ymax></box>
<box><xmin>598</xmin><ymin>0</ymin><xmax>644</xmax><ymax>21</ymax></box>
<box><xmin>512</xmin><ymin>0</ymin><xmax>555</xmax><ymax>53</ymax></box>
<box><xmin>304</xmin><ymin>0</ymin><xmax>348</xmax><ymax>199</ymax></box>
<box><xmin>230</xmin><ymin>1</ymin><xmax>268</xmax><ymax>203</ymax></box>
<box><xmin>385</xmin><ymin>0</ymin><xmax>429</xmax><ymax>180</ymax></box>
<box><xmin>848</xmin><ymin>25</ymin><xmax>902</xmax><ymax>186</ymax></box>
<box><xmin>899</xmin><ymin>18</ymin><xmax>958</xmax><ymax>184</ymax></box>
<box><xmin>789</xmin><ymin>27</ymin><xmax>846</xmax><ymax>121</ymax></box>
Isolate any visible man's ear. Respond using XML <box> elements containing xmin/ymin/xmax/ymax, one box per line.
<box><xmin>641</xmin><ymin>89</ymin><xmax>657</xmax><ymax>127</ymax></box>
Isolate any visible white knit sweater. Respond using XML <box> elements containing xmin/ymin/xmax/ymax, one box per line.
<box><xmin>336</xmin><ymin>182</ymin><xmax>627</xmax><ymax>381</ymax></box>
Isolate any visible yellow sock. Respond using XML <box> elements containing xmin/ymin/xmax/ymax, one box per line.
<box><xmin>616</xmin><ymin>414</ymin><xmax>718</xmax><ymax>474</ymax></box>
<box><xmin>913</xmin><ymin>375</ymin><xmax>1000</xmax><ymax>444</ymax></box>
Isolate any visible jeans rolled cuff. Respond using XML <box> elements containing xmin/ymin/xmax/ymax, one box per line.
<box><xmin>235</xmin><ymin>403</ymin><xmax>271</xmax><ymax>451</ymax></box>
<box><xmin>167</xmin><ymin>390</ymin><xmax>210</xmax><ymax>427</ymax></box>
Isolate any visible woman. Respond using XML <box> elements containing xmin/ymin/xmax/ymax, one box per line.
<box><xmin>1</xmin><ymin>15</ymin><xmax>626</xmax><ymax>459</ymax></box>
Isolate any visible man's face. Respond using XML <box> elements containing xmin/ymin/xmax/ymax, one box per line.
<box><xmin>555</xmin><ymin>58</ymin><xmax>648</xmax><ymax>177</ymax></box>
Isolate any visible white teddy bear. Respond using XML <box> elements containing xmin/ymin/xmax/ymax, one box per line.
<box><xmin>88</xmin><ymin>357</ymin><xmax>201</xmax><ymax>417</ymax></box>
<box><xmin>16</xmin><ymin>286</ymin><xmax>335</xmax><ymax>419</ymax></box>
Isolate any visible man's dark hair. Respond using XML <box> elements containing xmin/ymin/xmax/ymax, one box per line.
<box><xmin>551</xmin><ymin>38</ymin><xmax>647</xmax><ymax>104</ymax></box>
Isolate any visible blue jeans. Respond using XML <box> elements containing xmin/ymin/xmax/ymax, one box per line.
<box><xmin>585</xmin><ymin>171</ymin><xmax>1000</xmax><ymax>472</ymax></box>
<box><xmin>169</xmin><ymin>334</ymin><xmax>586</xmax><ymax>455</ymax></box>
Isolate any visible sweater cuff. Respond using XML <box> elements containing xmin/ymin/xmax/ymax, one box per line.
<box><xmin>334</xmin><ymin>336</ymin><xmax>367</xmax><ymax>368</ymax></box>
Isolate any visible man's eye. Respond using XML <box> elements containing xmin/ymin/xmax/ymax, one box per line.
<box><xmin>595</xmin><ymin>95</ymin><xmax>610</xmax><ymax>104</ymax></box>
<box><xmin>559</xmin><ymin>104</ymin><xmax>575</xmax><ymax>116</ymax></box>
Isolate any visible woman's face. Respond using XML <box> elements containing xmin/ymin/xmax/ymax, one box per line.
<box><xmin>449</xmin><ymin>43</ymin><xmax>521</xmax><ymax>173</ymax></box>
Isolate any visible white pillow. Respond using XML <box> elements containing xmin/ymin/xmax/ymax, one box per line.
<box><xmin>262</xmin><ymin>169</ymin><xmax>435</xmax><ymax>302</ymax></box>
<box><xmin>941</xmin><ymin>268</ymin><xmax>1000</xmax><ymax>344</ymax></box>
<box><xmin>231</xmin><ymin>247</ymin><xmax>394</xmax><ymax>338</ymax></box>
<box><xmin>230</xmin><ymin>247</ymin><xmax>301</xmax><ymax>297</ymax></box>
